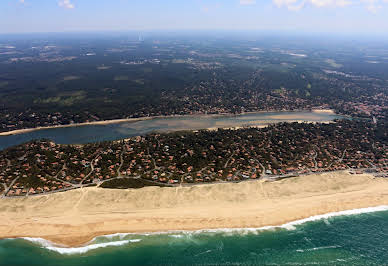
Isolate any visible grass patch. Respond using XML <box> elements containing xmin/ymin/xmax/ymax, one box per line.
<box><xmin>34</xmin><ymin>91</ymin><xmax>86</xmax><ymax>106</ymax></box>
<box><xmin>114</xmin><ymin>75</ymin><xmax>129</xmax><ymax>81</ymax></box>
<box><xmin>100</xmin><ymin>178</ymin><xmax>170</xmax><ymax>189</ymax></box>
<box><xmin>133</xmin><ymin>79</ymin><xmax>145</xmax><ymax>85</ymax></box>
<box><xmin>325</xmin><ymin>59</ymin><xmax>342</xmax><ymax>68</ymax></box>
<box><xmin>97</xmin><ymin>65</ymin><xmax>111</xmax><ymax>70</ymax></box>
<box><xmin>63</xmin><ymin>76</ymin><xmax>81</xmax><ymax>81</ymax></box>
<box><xmin>0</xmin><ymin>81</ymin><xmax>9</xmax><ymax>88</ymax></box>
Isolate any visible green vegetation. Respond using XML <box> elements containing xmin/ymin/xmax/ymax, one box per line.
<box><xmin>0</xmin><ymin>34</ymin><xmax>386</xmax><ymax>200</ymax></box>
<box><xmin>325</xmin><ymin>59</ymin><xmax>343</xmax><ymax>68</ymax></box>
<box><xmin>100</xmin><ymin>178</ymin><xmax>170</xmax><ymax>189</ymax></box>
<box><xmin>0</xmin><ymin>35</ymin><xmax>386</xmax><ymax>132</ymax></box>
<box><xmin>33</xmin><ymin>91</ymin><xmax>86</xmax><ymax>106</ymax></box>
<box><xmin>0</xmin><ymin>120</ymin><xmax>386</xmax><ymax>196</ymax></box>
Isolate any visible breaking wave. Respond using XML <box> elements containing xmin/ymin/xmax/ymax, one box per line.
<box><xmin>19</xmin><ymin>238</ymin><xmax>141</xmax><ymax>255</ymax></box>
<box><xmin>16</xmin><ymin>205</ymin><xmax>388</xmax><ymax>255</ymax></box>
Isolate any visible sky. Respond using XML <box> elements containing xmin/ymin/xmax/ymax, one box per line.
<box><xmin>1</xmin><ymin>0</ymin><xmax>388</xmax><ymax>34</ymax></box>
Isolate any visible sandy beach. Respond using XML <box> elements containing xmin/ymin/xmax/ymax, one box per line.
<box><xmin>312</xmin><ymin>109</ymin><xmax>335</xmax><ymax>114</ymax></box>
<box><xmin>0</xmin><ymin>113</ymin><xmax>230</xmax><ymax>136</ymax></box>
<box><xmin>0</xmin><ymin>117</ymin><xmax>154</xmax><ymax>136</ymax></box>
<box><xmin>1</xmin><ymin>171</ymin><xmax>387</xmax><ymax>247</ymax></box>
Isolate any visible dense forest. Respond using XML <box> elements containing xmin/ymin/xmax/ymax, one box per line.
<box><xmin>0</xmin><ymin>34</ymin><xmax>387</xmax><ymax>132</ymax></box>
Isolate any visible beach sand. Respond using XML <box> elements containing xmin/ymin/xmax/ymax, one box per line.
<box><xmin>1</xmin><ymin>171</ymin><xmax>386</xmax><ymax>247</ymax></box>
<box><xmin>312</xmin><ymin>109</ymin><xmax>335</xmax><ymax>114</ymax></box>
<box><xmin>0</xmin><ymin>117</ymin><xmax>154</xmax><ymax>136</ymax></box>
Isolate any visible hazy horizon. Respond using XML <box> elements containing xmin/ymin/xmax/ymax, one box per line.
<box><xmin>1</xmin><ymin>0</ymin><xmax>388</xmax><ymax>35</ymax></box>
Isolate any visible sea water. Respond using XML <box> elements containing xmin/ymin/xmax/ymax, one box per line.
<box><xmin>1</xmin><ymin>207</ymin><xmax>388</xmax><ymax>265</ymax></box>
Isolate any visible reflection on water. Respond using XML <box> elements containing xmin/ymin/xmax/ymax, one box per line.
<box><xmin>0</xmin><ymin>111</ymin><xmax>345</xmax><ymax>150</ymax></box>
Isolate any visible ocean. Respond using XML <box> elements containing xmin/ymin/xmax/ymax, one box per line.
<box><xmin>1</xmin><ymin>207</ymin><xmax>388</xmax><ymax>265</ymax></box>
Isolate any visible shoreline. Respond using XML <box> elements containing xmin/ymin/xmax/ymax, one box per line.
<box><xmin>0</xmin><ymin>116</ymin><xmax>154</xmax><ymax>136</ymax></box>
<box><xmin>7</xmin><ymin>204</ymin><xmax>388</xmax><ymax>255</ymax></box>
<box><xmin>1</xmin><ymin>171</ymin><xmax>387</xmax><ymax>247</ymax></box>
<box><xmin>0</xmin><ymin>109</ymin><xmax>336</xmax><ymax>136</ymax></box>
<box><xmin>204</xmin><ymin>120</ymin><xmax>334</xmax><ymax>131</ymax></box>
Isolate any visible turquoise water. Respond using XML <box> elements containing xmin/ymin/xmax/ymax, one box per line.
<box><xmin>1</xmin><ymin>209</ymin><xmax>388</xmax><ymax>265</ymax></box>
<box><xmin>0</xmin><ymin>111</ymin><xmax>344</xmax><ymax>150</ymax></box>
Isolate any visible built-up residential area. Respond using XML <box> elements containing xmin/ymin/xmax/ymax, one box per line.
<box><xmin>1</xmin><ymin>119</ymin><xmax>386</xmax><ymax>197</ymax></box>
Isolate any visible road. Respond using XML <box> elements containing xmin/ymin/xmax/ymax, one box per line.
<box><xmin>50</xmin><ymin>164</ymin><xmax>77</xmax><ymax>187</ymax></box>
<box><xmin>116</xmin><ymin>145</ymin><xmax>126</xmax><ymax>178</ymax></box>
<box><xmin>80</xmin><ymin>153</ymin><xmax>100</xmax><ymax>185</ymax></box>
<box><xmin>1</xmin><ymin>144</ymin><xmax>382</xmax><ymax>198</ymax></box>
<box><xmin>2</xmin><ymin>176</ymin><xmax>20</xmax><ymax>197</ymax></box>
<box><xmin>224</xmin><ymin>151</ymin><xmax>236</xmax><ymax>168</ymax></box>
<box><xmin>0</xmin><ymin>182</ymin><xmax>6</xmax><ymax>196</ymax></box>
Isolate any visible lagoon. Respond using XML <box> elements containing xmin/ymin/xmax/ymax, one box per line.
<box><xmin>0</xmin><ymin>111</ymin><xmax>345</xmax><ymax>150</ymax></box>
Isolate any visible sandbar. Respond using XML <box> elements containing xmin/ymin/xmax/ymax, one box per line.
<box><xmin>0</xmin><ymin>109</ymin><xmax>336</xmax><ymax>136</ymax></box>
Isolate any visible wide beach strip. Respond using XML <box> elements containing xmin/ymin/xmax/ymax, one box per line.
<box><xmin>1</xmin><ymin>171</ymin><xmax>388</xmax><ymax>247</ymax></box>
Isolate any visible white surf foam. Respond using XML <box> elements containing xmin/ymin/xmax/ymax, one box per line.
<box><xmin>169</xmin><ymin>234</ymin><xmax>184</xmax><ymax>238</ymax></box>
<box><xmin>296</xmin><ymin>245</ymin><xmax>340</xmax><ymax>253</ymax></box>
<box><xmin>71</xmin><ymin>205</ymin><xmax>388</xmax><ymax>240</ymax></box>
<box><xmin>97</xmin><ymin>232</ymin><xmax>138</xmax><ymax>240</ymax></box>
<box><xmin>46</xmin><ymin>240</ymin><xmax>133</xmax><ymax>254</ymax></box>
<box><xmin>92</xmin><ymin>205</ymin><xmax>388</xmax><ymax>238</ymax></box>
<box><xmin>17</xmin><ymin>237</ymin><xmax>142</xmax><ymax>255</ymax></box>
<box><xmin>15</xmin><ymin>205</ymin><xmax>388</xmax><ymax>254</ymax></box>
<box><xmin>21</xmin><ymin>237</ymin><xmax>60</xmax><ymax>247</ymax></box>
<box><xmin>281</xmin><ymin>205</ymin><xmax>388</xmax><ymax>229</ymax></box>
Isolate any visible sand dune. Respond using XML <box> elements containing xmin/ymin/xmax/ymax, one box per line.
<box><xmin>1</xmin><ymin>171</ymin><xmax>387</xmax><ymax>247</ymax></box>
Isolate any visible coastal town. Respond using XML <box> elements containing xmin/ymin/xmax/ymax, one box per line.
<box><xmin>0</xmin><ymin>37</ymin><xmax>387</xmax><ymax>197</ymax></box>
<box><xmin>1</xmin><ymin>38</ymin><xmax>387</xmax><ymax>134</ymax></box>
<box><xmin>4</xmin><ymin>3</ymin><xmax>388</xmax><ymax>264</ymax></box>
<box><xmin>0</xmin><ymin>119</ymin><xmax>386</xmax><ymax>197</ymax></box>
<box><xmin>1</xmin><ymin>76</ymin><xmax>386</xmax><ymax>134</ymax></box>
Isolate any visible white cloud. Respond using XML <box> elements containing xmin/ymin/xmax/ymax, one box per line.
<box><xmin>201</xmin><ymin>3</ymin><xmax>221</xmax><ymax>13</ymax></box>
<box><xmin>361</xmin><ymin>0</ymin><xmax>382</xmax><ymax>12</ymax></box>
<box><xmin>19</xmin><ymin>0</ymin><xmax>25</xmax><ymax>3</ymax></box>
<box><xmin>240</xmin><ymin>0</ymin><xmax>256</xmax><ymax>5</ymax></box>
<box><xmin>273</xmin><ymin>0</ymin><xmax>387</xmax><ymax>11</ymax></box>
<box><xmin>273</xmin><ymin>0</ymin><xmax>306</xmax><ymax>10</ymax></box>
<box><xmin>58</xmin><ymin>0</ymin><xmax>74</xmax><ymax>9</ymax></box>
<box><xmin>273</xmin><ymin>0</ymin><xmax>353</xmax><ymax>10</ymax></box>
